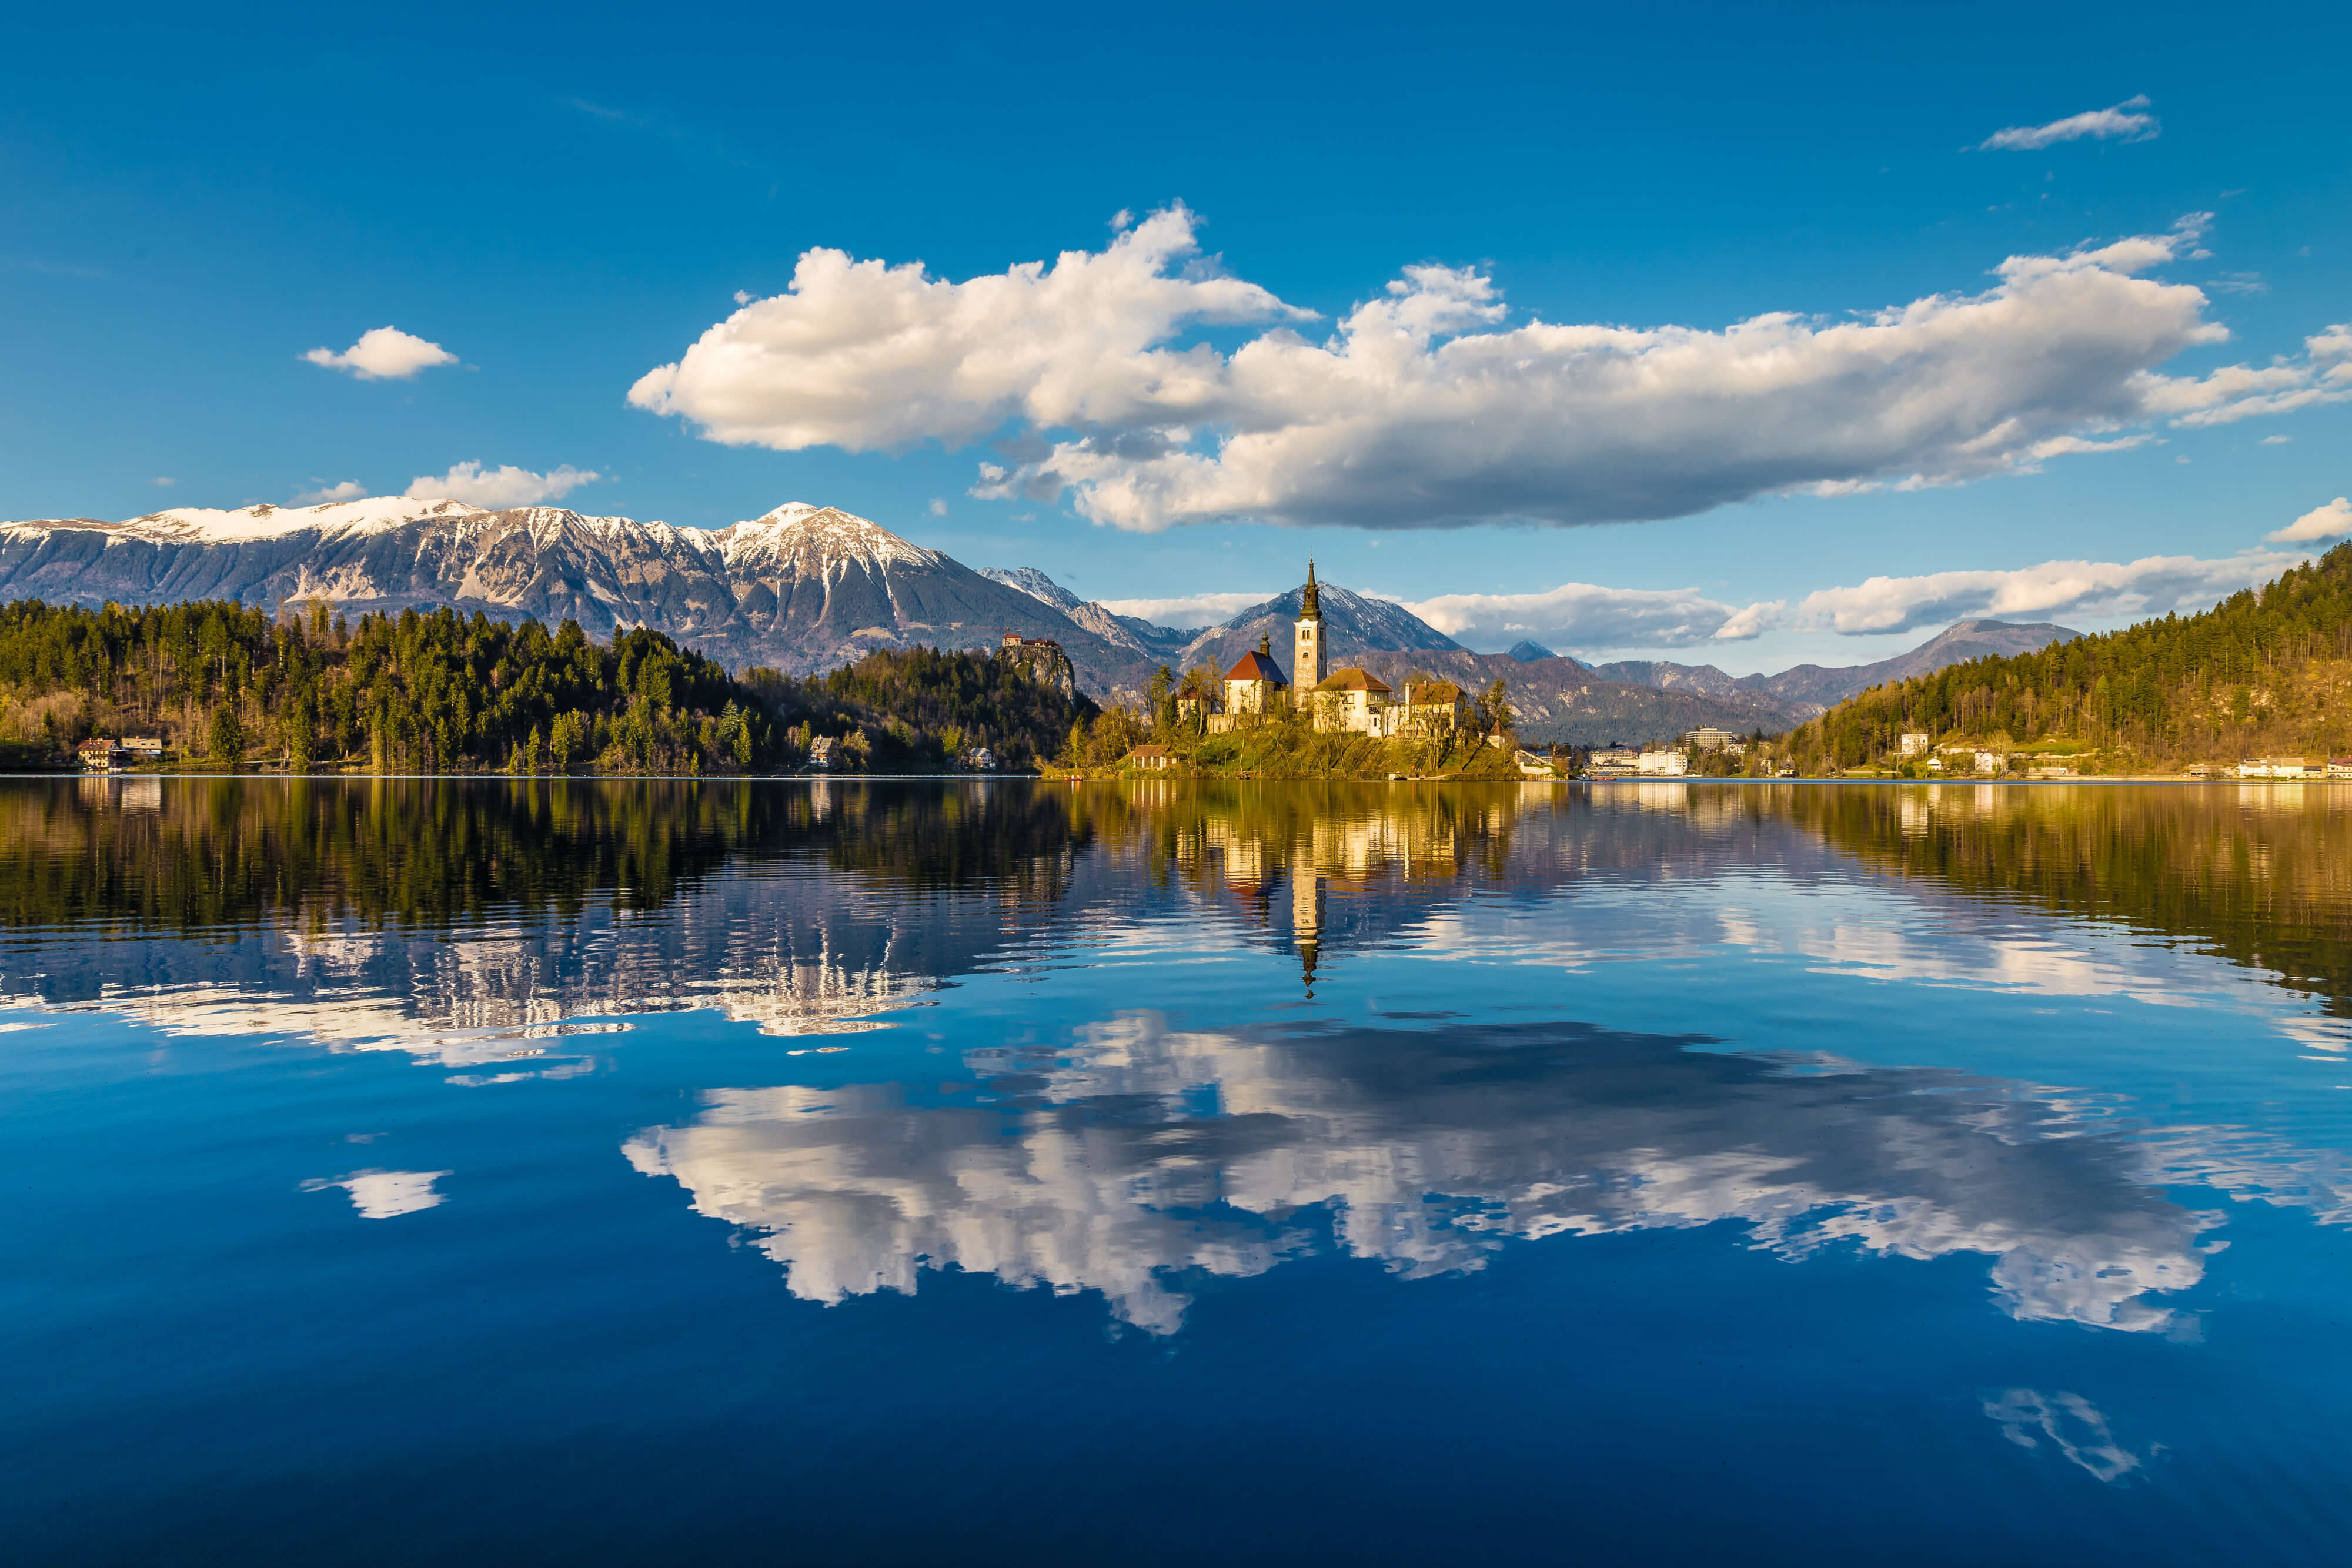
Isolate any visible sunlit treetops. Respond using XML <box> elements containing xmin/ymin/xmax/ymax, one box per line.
<box><xmin>1796</xmin><ymin>542</ymin><xmax>2352</xmax><ymax>768</ymax></box>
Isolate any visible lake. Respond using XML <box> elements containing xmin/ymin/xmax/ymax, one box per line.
<box><xmin>6</xmin><ymin>775</ymin><xmax>2352</xmax><ymax>1565</ymax></box>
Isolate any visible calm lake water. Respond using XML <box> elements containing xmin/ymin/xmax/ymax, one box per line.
<box><xmin>7</xmin><ymin>776</ymin><xmax>2352</xmax><ymax>1565</ymax></box>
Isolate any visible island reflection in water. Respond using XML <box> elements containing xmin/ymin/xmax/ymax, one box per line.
<box><xmin>9</xmin><ymin>774</ymin><xmax>2352</xmax><ymax>1342</ymax></box>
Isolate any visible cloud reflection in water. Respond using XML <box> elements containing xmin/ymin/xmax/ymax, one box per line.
<box><xmin>624</xmin><ymin>1014</ymin><xmax>2254</xmax><ymax>1335</ymax></box>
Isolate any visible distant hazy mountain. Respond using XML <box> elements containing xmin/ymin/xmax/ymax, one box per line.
<box><xmin>1589</xmin><ymin>618</ymin><xmax>2082</xmax><ymax>720</ymax></box>
<box><xmin>1506</xmin><ymin>639</ymin><xmax>1556</xmax><ymax>663</ymax></box>
<box><xmin>1754</xmin><ymin>619</ymin><xmax>2082</xmax><ymax>712</ymax></box>
<box><xmin>1583</xmin><ymin>659</ymin><xmax>1750</xmax><ymax>699</ymax></box>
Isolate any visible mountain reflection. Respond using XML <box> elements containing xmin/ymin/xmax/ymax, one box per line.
<box><xmin>623</xmin><ymin>1014</ymin><xmax>2294</xmax><ymax>1336</ymax></box>
<box><xmin>4</xmin><ymin>775</ymin><xmax>2352</xmax><ymax>1059</ymax></box>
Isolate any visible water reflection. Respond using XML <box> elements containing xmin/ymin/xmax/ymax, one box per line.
<box><xmin>6</xmin><ymin>775</ymin><xmax>2352</xmax><ymax>1061</ymax></box>
<box><xmin>10</xmin><ymin>775</ymin><xmax>2352</xmax><ymax>1338</ymax></box>
<box><xmin>623</xmin><ymin>1012</ymin><xmax>2266</xmax><ymax>1336</ymax></box>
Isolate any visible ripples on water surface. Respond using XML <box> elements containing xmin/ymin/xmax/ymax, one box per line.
<box><xmin>7</xmin><ymin>776</ymin><xmax>2352</xmax><ymax>1564</ymax></box>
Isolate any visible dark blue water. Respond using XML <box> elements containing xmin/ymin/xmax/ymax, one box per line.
<box><xmin>6</xmin><ymin>777</ymin><xmax>2351</xmax><ymax>1564</ymax></box>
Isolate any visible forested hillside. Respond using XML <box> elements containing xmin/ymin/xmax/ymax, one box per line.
<box><xmin>1791</xmin><ymin>543</ymin><xmax>2352</xmax><ymax>772</ymax></box>
<box><xmin>760</xmin><ymin>645</ymin><xmax>1098</xmax><ymax>771</ymax></box>
<box><xmin>0</xmin><ymin>599</ymin><xmax>1096</xmax><ymax>773</ymax></box>
<box><xmin>0</xmin><ymin>598</ymin><xmax>779</xmax><ymax>772</ymax></box>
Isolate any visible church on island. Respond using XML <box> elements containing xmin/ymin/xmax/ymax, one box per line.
<box><xmin>1184</xmin><ymin>562</ymin><xmax>1467</xmax><ymax>738</ymax></box>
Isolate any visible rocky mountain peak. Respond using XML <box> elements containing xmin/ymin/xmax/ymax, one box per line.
<box><xmin>980</xmin><ymin>566</ymin><xmax>1087</xmax><ymax>613</ymax></box>
<box><xmin>714</xmin><ymin>503</ymin><xmax>944</xmax><ymax>576</ymax></box>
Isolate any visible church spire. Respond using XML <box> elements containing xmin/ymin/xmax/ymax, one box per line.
<box><xmin>1301</xmin><ymin>556</ymin><xmax>1322</xmax><ymax>620</ymax></box>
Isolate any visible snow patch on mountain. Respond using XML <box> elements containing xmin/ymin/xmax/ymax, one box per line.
<box><xmin>714</xmin><ymin>503</ymin><xmax>944</xmax><ymax>574</ymax></box>
<box><xmin>0</xmin><ymin>495</ymin><xmax>492</xmax><ymax>544</ymax></box>
<box><xmin>980</xmin><ymin>566</ymin><xmax>1087</xmax><ymax>613</ymax></box>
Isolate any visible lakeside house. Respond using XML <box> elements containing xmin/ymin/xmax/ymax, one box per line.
<box><xmin>1899</xmin><ymin>731</ymin><xmax>1930</xmax><ymax>757</ymax></box>
<box><xmin>1588</xmin><ymin>746</ymin><xmax>1640</xmax><ymax>777</ymax></box>
<box><xmin>1305</xmin><ymin>667</ymin><xmax>1393</xmax><ymax>733</ymax></box>
<box><xmin>1389</xmin><ymin>681</ymin><xmax>1466</xmax><ymax>737</ymax></box>
<box><xmin>2237</xmin><ymin>757</ymin><xmax>2318</xmax><ymax>778</ymax></box>
<box><xmin>76</xmin><ymin>737</ymin><xmax>127</xmax><ymax>769</ymax></box>
<box><xmin>2331</xmin><ymin>758</ymin><xmax>2352</xmax><ymax>778</ymax></box>
<box><xmin>1636</xmin><ymin>748</ymin><xmax>1686</xmax><ymax>777</ymax></box>
<box><xmin>807</xmin><ymin>736</ymin><xmax>837</xmax><ymax>771</ymax></box>
<box><xmin>1128</xmin><ymin>745</ymin><xmax>1172</xmax><ymax>770</ymax></box>
<box><xmin>963</xmin><ymin>747</ymin><xmax>996</xmax><ymax>771</ymax></box>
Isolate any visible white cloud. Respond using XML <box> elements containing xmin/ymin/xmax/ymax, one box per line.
<box><xmin>293</xmin><ymin>480</ymin><xmax>368</xmax><ymax>505</ymax></box>
<box><xmin>627</xmin><ymin>204</ymin><xmax>1312</xmax><ymax>450</ymax></box>
<box><xmin>149</xmin><ymin>476</ymin><xmax>176</xmax><ymax>487</ymax></box>
<box><xmin>634</xmin><ymin>208</ymin><xmax>2336</xmax><ymax>533</ymax></box>
<box><xmin>1978</xmin><ymin>96</ymin><xmax>2159</xmax><ymax>151</ymax></box>
<box><xmin>1400</xmin><ymin>583</ymin><xmax>1783</xmax><ymax>652</ymax></box>
<box><xmin>403</xmin><ymin>462</ymin><xmax>600</xmax><ymax>509</ymax></box>
<box><xmin>2262</xmin><ymin>434</ymin><xmax>2292</xmax><ymax>444</ymax></box>
<box><xmin>302</xmin><ymin>326</ymin><xmax>458</xmax><ymax>381</ymax></box>
<box><xmin>1097</xmin><ymin>590</ymin><xmax>1274</xmax><ymax>628</ymax></box>
<box><xmin>2271</xmin><ymin>497</ymin><xmax>2352</xmax><ymax>543</ymax></box>
<box><xmin>2139</xmin><ymin>322</ymin><xmax>2352</xmax><ymax>424</ymax></box>
<box><xmin>927</xmin><ymin>497</ymin><xmax>948</xmax><ymax>517</ymax></box>
<box><xmin>1795</xmin><ymin>549</ymin><xmax>2307</xmax><ymax>637</ymax></box>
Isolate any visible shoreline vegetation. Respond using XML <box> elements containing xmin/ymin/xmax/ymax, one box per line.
<box><xmin>0</xmin><ymin>594</ymin><xmax>1554</xmax><ymax>782</ymax></box>
<box><xmin>0</xmin><ymin>599</ymin><xmax>1094</xmax><ymax>777</ymax></box>
<box><xmin>15</xmin><ymin>538</ymin><xmax>2352</xmax><ymax>784</ymax></box>
<box><xmin>1788</xmin><ymin>540</ymin><xmax>2352</xmax><ymax>779</ymax></box>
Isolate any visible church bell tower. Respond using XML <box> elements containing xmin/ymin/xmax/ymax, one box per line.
<box><xmin>1293</xmin><ymin>557</ymin><xmax>1325</xmax><ymax>702</ymax></box>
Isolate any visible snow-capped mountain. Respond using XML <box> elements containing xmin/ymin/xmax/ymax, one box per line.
<box><xmin>980</xmin><ymin>566</ymin><xmax>1085</xmax><ymax>613</ymax></box>
<box><xmin>0</xmin><ymin>496</ymin><xmax>2053</xmax><ymax>733</ymax></box>
<box><xmin>0</xmin><ymin>497</ymin><xmax>1118</xmax><ymax>681</ymax></box>
<box><xmin>1176</xmin><ymin>581</ymin><xmax>1468</xmax><ymax>671</ymax></box>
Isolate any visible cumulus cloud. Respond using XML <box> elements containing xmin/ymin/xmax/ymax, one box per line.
<box><xmin>1399</xmin><ymin>583</ymin><xmax>1782</xmax><ymax>652</ymax></box>
<box><xmin>292</xmin><ymin>480</ymin><xmax>368</xmax><ymax>505</ymax></box>
<box><xmin>2139</xmin><ymin>322</ymin><xmax>2352</xmax><ymax>425</ymax></box>
<box><xmin>633</xmin><ymin>208</ymin><xmax>2337</xmax><ymax>533</ymax></box>
<box><xmin>403</xmin><ymin>462</ymin><xmax>600</xmax><ymax>509</ymax></box>
<box><xmin>627</xmin><ymin>204</ymin><xmax>1312</xmax><ymax>450</ymax></box>
<box><xmin>1795</xmin><ymin>549</ymin><xmax>2307</xmax><ymax>637</ymax></box>
<box><xmin>1977</xmin><ymin>96</ymin><xmax>2160</xmax><ymax>151</ymax></box>
<box><xmin>1097</xmin><ymin>590</ymin><xmax>1275</xmax><ymax>628</ymax></box>
<box><xmin>2271</xmin><ymin>497</ymin><xmax>2352</xmax><ymax>543</ymax></box>
<box><xmin>302</xmin><ymin>326</ymin><xmax>458</xmax><ymax>381</ymax></box>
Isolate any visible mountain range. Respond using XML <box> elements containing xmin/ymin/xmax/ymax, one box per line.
<box><xmin>0</xmin><ymin>496</ymin><xmax>2079</xmax><ymax>742</ymax></box>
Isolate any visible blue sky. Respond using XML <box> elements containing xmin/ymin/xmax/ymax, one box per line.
<box><xmin>3</xmin><ymin>0</ymin><xmax>2346</xmax><ymax>671</ymax></box>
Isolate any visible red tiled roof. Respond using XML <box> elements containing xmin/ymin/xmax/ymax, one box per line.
<box><xmin>1224</xmin><ymin>650</ymin><xmax>1288</xmax><ymax>684</ymax></box>
<box><xmin>1312</xmin><ymin>667</ymin><xmax>1392</xmax><ymax>694</ymax></box>
<box><xmin>1130</xmin><ymin>745</ymin><xmax>1171</xmax><ymax>758</ymax></box>
<box><xmin>1408</xmin><ymin>682</ymin><xmax>1464</xmax><ymax>703</ymax></box>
